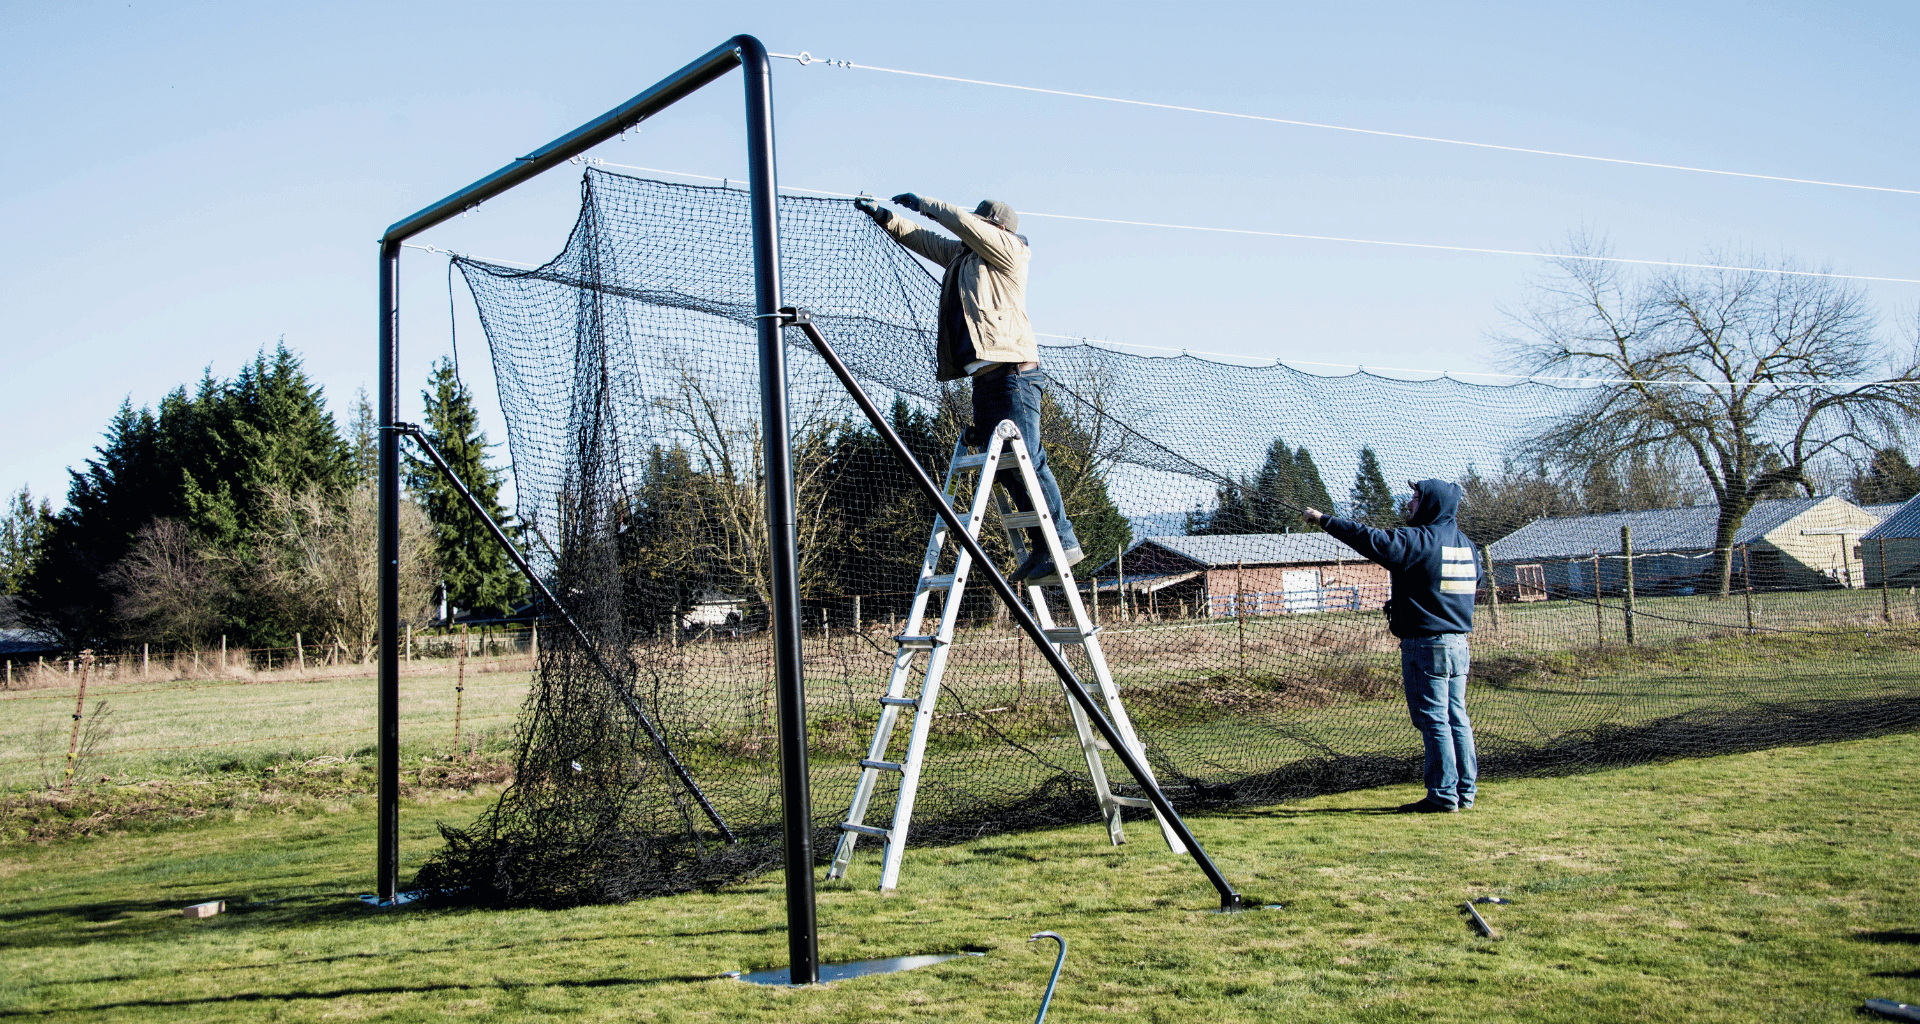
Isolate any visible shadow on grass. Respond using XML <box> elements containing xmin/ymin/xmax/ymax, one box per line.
<box><xmin>1857</xmin><ymin>930</ymin><xmax>1920</xmax><ymax>945</ymax></box>
<box><xmin>0</xmin><ymin>893</ymin><xmax>372</xmax><ymax>952</ymax></box>
<box><xmin>0</xmin><ymin>974</ymin><xmax>723</xmax><ymax>1017</ymax></box>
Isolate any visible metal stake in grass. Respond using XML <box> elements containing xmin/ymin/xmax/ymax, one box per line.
<box><xmin>1462</xmin><ymin>900</ymin><xmax>1498</xmax><ymax>939</ymax></box>
<box><xmin>1028</xmin><ymin>932</ymin><xmax>1067</xmax><ymax>1024</ymax></box>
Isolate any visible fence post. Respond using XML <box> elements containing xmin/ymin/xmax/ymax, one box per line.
<box><xmin>406</xmin><ymin>622</ymin><xmax>412</xmax><ymax>662</ymax></box>
<box><xmin>1880</xmin><ymin>537</ymin><xmax>1892</xmax><ymax>623</ymax></box>
<box><xmin>142</xmin><ymin>642</ymin><xmax>149</xmax><ymax>677</ymax></box>
<box><xmin>220</xmin><ymin>634</ymin><xmax>227</xmax><ymax>669</ymax></box>
<box><xmin>296</xmin><ymin>632</ymin><xmax>305</xmax><ymax>673</ymax></box>
<box><xmin>64</xmin><ymin>650</ymin><xmax>92</xmax><ymax>793</ymax></box>
<box><xmin>1620</xmin><ymin>525</ymin><xmax>1636</xmax><ymax>645</ymax></box>
<box><xmin>1592</xmin><ymin>552</ymin><xmax>1604</xmax><ymax>647</ymax></box>
<box><xmin>1236</xmin><ymin>558</ymin><xmax>1247</xmax><ymax>678</ymax></box>
<box><xmin>1742</xmin><ymin>544</ymin><xmax>1755</xmax><ymax>633</ymax></box>
<box><xmin>1482</xmin><ymin>547</ymin><xmax>1500</xmax><ymax>629</ymax></box>
<box><xmin>455</xmin><ymin>624</ymin><xmax>468</xmax><ymax>754</ymax></box>
<box><xmin>1118</xmin><ymin>543</ymin><xmax>1127</xmax><ymax>623</ymax></box>
<box><xmin>852</xmin><ymin>595</ymin><xmax>861</xmax><ymax>631</ymax></box>
<box><xmin>531</xmin><ymin>622</ymin><xmax>539</xmax><ymax>661</ymax></box>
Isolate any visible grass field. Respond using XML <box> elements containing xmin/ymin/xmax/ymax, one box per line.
<box><xmin>2</xmin><ymin>732</ymin><xmax>1916</xmax><ymax>1022</ymax></box>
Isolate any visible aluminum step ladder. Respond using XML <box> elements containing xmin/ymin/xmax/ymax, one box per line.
<box><xmin>827</xmin><ymin>420</ymin><xmax>1186</xmax><ymax>892</ymax></box>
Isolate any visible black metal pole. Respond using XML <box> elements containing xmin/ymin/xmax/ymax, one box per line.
<box><xmin>376</xmin><ymin>240</ymin><xmax>402</xmax><ymax>902</ymax></box>
<box><xmin>785</xmin><ymin>310</ymin><xmax>1247</xmax><ymax>911</ymax></box>
<box><xmin>395</xmin><ymin>424</ymin><xmax>734</xmax><ymax>842</ymax></box>
<box><xmin>739</xmin><ymin>37</ymin><xmax>819</xmax><ymax>986</ymax></box>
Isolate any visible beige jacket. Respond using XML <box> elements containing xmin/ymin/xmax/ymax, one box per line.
<box><xmin>875</xmin><ymin>196</ymin><xmax>1038</xmax><ymax>381</ymax></box>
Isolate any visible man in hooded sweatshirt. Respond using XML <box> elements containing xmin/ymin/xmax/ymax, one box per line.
<box><xmin>1304</xmin><ymin>480</ymin><xmax>1480</xmax><ymax>813</ymax></box>
<box><xmin>854</xmin><ymin>192</ymin><xmax>1083</xmax><ymax>582</ymax></box>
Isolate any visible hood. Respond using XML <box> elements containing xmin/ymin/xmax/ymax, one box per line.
<box><xmin>1406</xmin><ymin>478</ymin><xmax>1461</xmax><ymax>528</ymax></box>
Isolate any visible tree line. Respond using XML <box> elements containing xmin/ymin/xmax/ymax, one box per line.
<box><xmin>1</xmin><ymin>345</ymin><xmax>518</xmax><ymax>654</ymax></box>
<box><xmin>616</xmin><ymin>379</ymin><xmax>1133</xmax><ymax>635</ymax></box>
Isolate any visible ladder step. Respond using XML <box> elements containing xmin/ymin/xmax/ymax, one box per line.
<box><xmin>877</xmin><ymin>695</ymin><xmax>919</xmax><ymax>708</ymax></box>
<box><xmin>1043</xmin><ymin>626</ymin><xmax>1101</xmax><ymax>644</ymax></box>
<box><xmin>838</xmin><ymin>822</ymin><xmax>892</xmax><ymax>839</ymax></box>
<box><xmin>860</xmin><ymin>759</ymin><xmax>906</xmax><ymax>773</ymax></box>
<box><xmin>1002</xmin><ymin>511</ymin><xmax>1047</xmax><ymax>530</ymax></box>
<box><xmin>1110</xmin><ymin>796</ymin><xmax>1153</xmax><ymax>809</ymax></box>
<box><xmin>918</xmin><ymin>574</ymin><xmax>959</xmax><ymax>593</ymax></box>
<box><xmin>894</xmin><ymin>635</ymin><xmax>943</xmax><ymax>650</ymax></box>
<box><xmin>951</xmin><ymin>453</ymin><xmax>997</xmax><ymax>472</ymax></box>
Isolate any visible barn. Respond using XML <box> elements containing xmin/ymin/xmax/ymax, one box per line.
<box><xmin>1088</xmin><ymin>533</ymin><xmax>1391</xmax><ymax>618</ymax></box>
<box><xmin>1860</xmin><ymin>493</ymin><xmax>1920</xmax><ymax>587</ymax></box>
<box><xmin>1486</xmin><ymin>495</ymin><xmax>1882</xmax><ymax>599</ymax></box>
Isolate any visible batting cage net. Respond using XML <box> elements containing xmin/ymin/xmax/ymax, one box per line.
<box><xmin>413</xmin><ymin>169</ymin><xmax>1920</xmax><ymax>906</ymax></box>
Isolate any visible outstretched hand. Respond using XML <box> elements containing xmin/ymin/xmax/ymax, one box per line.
<box><xmin>1302</xmin><ymin>508</ymin><xmax>1325</xmax><ymax>524</ymax></box>
<box><xmin>890</xmin><ymin>192</ymin><xmax>922</xmax><ymax>212</ymax></box>
<box><xmin>853</xmin><ymin>196</ymin><xmax>880</xmax><ymax>216</ymax></box>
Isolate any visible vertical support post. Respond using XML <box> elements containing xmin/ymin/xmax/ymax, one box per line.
<box><xmin>406</xmin><ymin>622</ymin><xmax>413</xmax><ymax>662</ymax></box>
<box><xmin>376</xmin><ymin>238</ymin><xmax>402</xmax><ymax>903</ymax></box>
<box><xmin>64</xmin><ymin>649</ymin><xmax>92</xmax><ymax>792</ymax></box>
<box><xmin>1482</xmin><ymin>547</ymin><xmax>1500</xmax><ymax>629</ymax></box>
<box><xmin>142</xmin><ymin>643</ymin><xmax>149</xmax><ymax>677</ymax></box>
<box><xmin>1742</xmin><ymin>543</ymin><xmax>1755</xmax><ymax>633</ymax></box>
<box><xmin>1236</xmin><ymin>559</ymin><xmax>1247</xmax><ymax>677</ymax></box>
<box><xmin>1620</xmin><ymin>525</ymin><xmax>1636</xmax><ymax>645</ymax></box>
<box><xmin>1592</xmin><ymin>552</ymin><xmax>1604</xmax><ymax>647</ymax></box>
<box><xmin>1881</xmin><ymin>537</ymin><xmax>1892</xmax><ymax>623</ymax></box>
<box><xmin>455</xmin><ymin>624</ymin><xmax>468</xmax><ymax>754</ymax></box>
<box><xmin>738</xmin><ymin>37</ymin><xmax>816</xmax><ymax>986</ymax></box>
<box><xmin>1117</xmin><ymin>543</ymin><xmax>1126</xmax><ymax>623</ymax></box>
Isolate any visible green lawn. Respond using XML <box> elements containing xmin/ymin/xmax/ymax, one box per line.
<box><xmin>2</xmin><ymin>733</ymin><xmax>1916</xmax><ymax>1022</ymax></box>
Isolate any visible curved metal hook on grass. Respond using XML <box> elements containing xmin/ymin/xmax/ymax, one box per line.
<box><xmin>1028</xmin><ymin>931</ymin><xmax>1067</xmax><ymax>1024</ymax></box>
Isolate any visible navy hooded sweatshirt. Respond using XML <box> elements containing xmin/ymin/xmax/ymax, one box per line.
<box><xmin>1320</xmin><ymin>479</ymin><xmax>1480</xmax><ymax>639</ymax></box>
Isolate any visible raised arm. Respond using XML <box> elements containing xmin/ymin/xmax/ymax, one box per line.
<box><xmin>1306</xmin><ymin>509</ymin><xmax>1426</xmax><ymax>572</ymax></box>
<box><xmin>856</xmin><ymin>195</ymin><xmax>964</xmax><ymax>266</ymax></box>
<box><xmin>914</xmin><ymin>196</ymin><xmax>1028</xmax><ymax>273</ymax></box>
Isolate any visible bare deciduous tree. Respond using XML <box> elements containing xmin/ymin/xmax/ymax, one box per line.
<box><xmin>1498</xmin><ymin>237</ymin><xmax>1920</xmax><ymax>595</ymax></box>
<box><xmin>109</xmin><ymin>519</ymin><xmax>230</xmax><ymax>647</ymax></box>
<box><xmin>260</xmin><ymin>482</ymin><xmax>437</xmax><ymax>659</ymax></box>
<box><xmin>650</xmin><ymin>353</ymin><xmax>846</xmax><ymax>611</ymax></box>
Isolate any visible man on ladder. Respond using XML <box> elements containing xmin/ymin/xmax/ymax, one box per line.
<box><xmin>856</xmin><ymin>192</ymin><xmax>1083</xmax><ymax>581</ymax></box>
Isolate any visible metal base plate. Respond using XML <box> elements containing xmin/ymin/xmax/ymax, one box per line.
<box><xmin>357</xmin><ymin>891</ymin><xmax>424</xmax><ymax>908</ymax></box>
<box><xmin>1867</xmin><ymin>999</ymin><xmax>1920</xmax><ymax>1022</ymax></box>
<box><xmin>730</xmin><ymin>952</ymin><xmax>983</xmax><ymax>986</ymax></box>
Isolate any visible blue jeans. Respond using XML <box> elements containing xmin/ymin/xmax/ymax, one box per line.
<box><xmin>1399</xmin><ymin>634</ymin><xmax>1477</xmax><ymax>809</ymax></box>
<box><xmin>971</xmin><ymin>367</ymin><xmax>1080</xmax><ymax>554</ymax></box>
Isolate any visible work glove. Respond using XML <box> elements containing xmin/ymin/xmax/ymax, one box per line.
<box><xmin>890</xmin><ymin>192</ymin><xmax>922</xmax><ymax>212</ymax></box>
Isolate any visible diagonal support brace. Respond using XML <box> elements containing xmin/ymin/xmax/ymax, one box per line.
<box><xmin>393</xmin><ymin>422</ymin><xmax>735</xmax><ymax>844</ymax></box>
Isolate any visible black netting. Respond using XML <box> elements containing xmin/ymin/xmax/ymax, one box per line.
<box><xmin>412</xmin><ymin>170</ymin><xmax>1920</xmax><ymax>906</ymax></box>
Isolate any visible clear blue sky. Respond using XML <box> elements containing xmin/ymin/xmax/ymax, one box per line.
<box><xmin>5</xmin><ymin>0</ymin><xmax>1917</xmax><ymax>511</ymax></box>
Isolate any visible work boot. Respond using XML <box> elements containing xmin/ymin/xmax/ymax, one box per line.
<box><xmin>1010</xmin><ymin>545</ymin><xmax>1085</xmax><ymax>583</ymax></box>
<box><xmin>1393</xmin><ymin>798</ymin><xmax>1458</xmax><ymax>814</ymax></box>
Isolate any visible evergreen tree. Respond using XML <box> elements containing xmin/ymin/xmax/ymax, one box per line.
<box><xmin>21</xmin><ymin>402</ymin><xmax>167</xmax><ymax>645</ymax></box>
<box><xmin>1190</xmin><ymin>436</ymin><xmax>1330</xmax><ymax>534</ymax></box>
<box><xmin>0</xmin><ymin>486</ymin><xmax>52</xmax><ymax>596</ymax></box>
<box><xmin>347</xmin><ymin>387</ymin><xmax>379</xmax><ymax>483</ymax></box>
<box><xmin>1350</xmin><ymin>447</ymin><xmax>1402</xmax><ymax>527</ymax></box>
<box><xmin>1292</xmin><ymin>447</ymin><xmax>1336</xmax><ymax>530</ymax></box>
<box><xmin>1851</xmin><ymin>448</ymin><xmax>1920</xmax><ymax>506</ymax></box>
<box><xmin>406</xmin><ymin>358</ymin><xmax>518</xmax><ymax>618</ymax></box>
